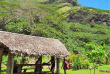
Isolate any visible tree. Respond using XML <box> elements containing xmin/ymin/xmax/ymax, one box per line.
<box><xmin>85</xmin><ymin>43</ymin><xmax>106</xmax><ymax>74</ymax></box>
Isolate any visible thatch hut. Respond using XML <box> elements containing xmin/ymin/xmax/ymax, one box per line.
<box><xmin>0</xmin><ymin>31</ymin><xmax>70</xmax><ymax>74</ymax></box>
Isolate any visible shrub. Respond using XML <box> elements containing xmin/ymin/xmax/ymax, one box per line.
<box><xmin>5</xmin><ymin>18</ymin><xmax>31</xmax><ymax>34</ymax></box>
<box><xmin>71</xmin><ymin>54</ymin><xmax>90</xmax><ymax>70</ymax></box>
<box><xmin>94</xmin><ymin>30</ymin><xmax>106</xmax><ymax>34</ymax></box>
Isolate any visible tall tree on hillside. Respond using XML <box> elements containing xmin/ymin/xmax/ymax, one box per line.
<box><xmin>85</xmin><ymin>43</ymin><xmax>106</xmax><ymax>74</ymax></box>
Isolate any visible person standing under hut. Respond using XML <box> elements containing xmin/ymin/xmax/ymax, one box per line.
<box><xmin>63</xmin><ymin>58</ymin><xmax>69</xmax><ymax>74</ymax></box>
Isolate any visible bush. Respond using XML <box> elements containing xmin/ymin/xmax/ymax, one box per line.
<box><xmin>5</xmin><ymin>18</ymin><xmax>31</xmax><ymax>34</ymax></box>
<box><xmin>94</xmin><ymin>30</ymin><xmax>106</xmax><ymax>34</ymax></box>
<box><xmin>71</xmin><ymin>54</ymin><xmax>90</xmax><ymax>70</ymax></box>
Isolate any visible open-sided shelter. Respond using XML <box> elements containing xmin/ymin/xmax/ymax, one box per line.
<box><xmin>0</xmin><ymin>31</ymin><xmax>70</xmax><ymax>74</ymax></box>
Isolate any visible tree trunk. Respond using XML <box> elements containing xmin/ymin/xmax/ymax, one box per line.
<box><xmin>94</xmin><ymin>67</ymin><xmax>95</xmax><ymax>74</ymax></box>
<box><xmin>106</xmin><ymin>57</ymin><xmax>108</xmax><ymax>65</ymax></box>
<box><xmin>93</xmin><ymin>62</ymin><xmax>95</xmax><ymax>74</ymax></box>
<box><xmin>93</xmin><ymin>61</ymin><xmax>96</xmax><ymax>74</ymax></box>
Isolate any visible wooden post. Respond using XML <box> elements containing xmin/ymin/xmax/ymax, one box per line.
<box><xmin>34</xmin><ymin>56</ymin><xmax>42</xmax><ymax>74</ymax></box>
<box><xmin>56</xmin><ymin>58</ymin><xmax>60</xmax><ymax>74</ymax></box>
<box><xmin>39</xmin><ymin>56</ymin><xmax>42</xmax><ymax>73</ymax></box>
<box><xmin>6</xmin><ymin>52</ymin><xmax>14</xmax><ymax>74</ymax></box>
<box><xmin>0</xmin><ymin>49</ymin><xmax>4</xmax><ymax>72</ymax></box>
<box><xmin>63</xmin><ymin>58</ymin><xmax>66</xmax><ymax>74</ymax></box>
<box><xmin>17</xmin><ymin>56</ymin><xmax>24</xmax><ymax>73</ymax></box>
<box><xmin>38</xmin><ymin>56</ymin><xmax>42</xmax><ymax>73</ymax></box>
<box><xmin>17</xmin><ymin>65</ymin><xmax>22</xmax><ymax>73</ymax></box>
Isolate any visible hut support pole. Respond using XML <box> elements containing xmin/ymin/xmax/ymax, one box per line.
<box><xmin>39</xmin><ymin>56</ymin><xmax>42</xmax><ymax>73</ymax></box>
<box><xmin>35</xmin><ymin>56</ymin><xmax>42</xmax><ymax>74</ymax></box>
<box><xmin>6</xmin><ymin>52</ymin><xmax>14</xmax><ymax>74</ymax></box>
<box><xmin>56</xmin><ymin>58</ymin><xmax>60</xmax><ymax>74</ymax></box>
<box><xmin>17</xmin><ymin>65</ymin><xmax>22</xmax><ymax>73</ymax></box>
<box><xmin>17</xmin><ymin>57</ymin><xmax>23</xmax><ymax>73</ymax></box>
<box><xmin>0</xmin><ymin>49</ymin><xmax>4</xmax><ymax>72</ymax></box>
<box><xmin>63</xmin><ymin>58</ymin><xmax>66</xmax><ymax>74</ymax></box>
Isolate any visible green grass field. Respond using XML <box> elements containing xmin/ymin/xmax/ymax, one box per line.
<box><xmin>1</xmin><ymin>65</ymin><xmax>110</xmax><ymax>74</ymax></box>
<box><xmin>62</xmin><ymin>69</ymin><xmax>109</xmax><ymax>74</ymax></box>
<box><xmin>60</xmin><ymin>64</ymin><xmax>110</xmax><ymax>74</ymax></box>
<box><xmin>21</xmin><ymin>68</ymin><xmax>110</xmax><ymax>74</ymax></box>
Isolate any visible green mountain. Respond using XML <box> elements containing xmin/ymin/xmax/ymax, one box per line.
<box><xmin>0</xmin><ymin>0</ymin><xmax>110</xmax><ymax>53</ymax></box>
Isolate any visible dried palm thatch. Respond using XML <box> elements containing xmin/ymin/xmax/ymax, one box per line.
<box><xmin>0</xmin><ymin>31</ymin><xmax>70</xmax><ymax>58</ymax></box>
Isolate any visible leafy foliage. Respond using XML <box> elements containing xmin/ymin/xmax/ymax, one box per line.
<box><xmin>5</xmin><ymin>18</ymin><xmax>31</xmax><ymax>34</ymax></box>
<box><xmin>0</xmin><ymin>0</ymin><xmax>110</xmax><ymax>71</ymax></box>
<box><xmin>67</xmin><ymin>52</ymin><xmax>90</xmax><ymax>70</ymax></box>
<box><xmin>85</xmin><ymin>43</ymin><xmax>107</xmax><ymax>74</ymax></box>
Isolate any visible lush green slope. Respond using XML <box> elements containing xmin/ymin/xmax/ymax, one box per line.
<box><xmin>0</xmin><ymin>0</ymin><xmax>110</xmax><ymax>54</ymax></box>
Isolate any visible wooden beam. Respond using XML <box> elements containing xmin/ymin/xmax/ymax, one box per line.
<box><xmin>6</xmin><ymin>52</ymin><xmax>14</xmax><ymax>74</ymax></box>
<box><xmin>0</xmin><ymin>49</ymin><xmax>4</xmax><ymax>72</ymax></box>
<box><xmin>56</xmin><ymin>58</ymin><xmax>60</xmax><ymax>74</ymax></box>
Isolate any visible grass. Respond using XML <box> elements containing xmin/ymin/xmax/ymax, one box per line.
<box><xmin>99</xmin><ymin>65</ymin><xmax>110</xmax><ymax>71</ymax></box>
<box><xmin>61</xmin><ymin>69</ymin><xmax>109</xmax><ymax>74</ymax></box>
<box><xmin>23</xmin><ymin>64</ymin><xmax>110</xmax><ymax>74</ymax></box>
<box><xmin>22</xmin><ymin>68</ymin><xmax>110</xmax><ymax>74</ymax></box>
<box><xmin>1</xmin><ymin>65</ymin><xmax>110</xmax><ymax>74</ymax></box>
<box><xmin>1</xmin><ymin>56</ymin><xmax>110</xmax><ymax>74</ymax></box>
<box><xmin>59</xmin><ymin>63</ymin><xmax>110</xmax><ymax>74</ymax></box>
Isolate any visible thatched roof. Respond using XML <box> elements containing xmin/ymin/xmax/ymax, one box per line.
<box><xmin>0</xmin><ymin>31</ymin><xmax>70</xmax><ymax>58</ymax></box>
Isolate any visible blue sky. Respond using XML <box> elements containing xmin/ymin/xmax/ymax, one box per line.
<box><xmin>77</xmin><ymin>0</ymin><xmax>110</xmax><ymax>10</ymax></box>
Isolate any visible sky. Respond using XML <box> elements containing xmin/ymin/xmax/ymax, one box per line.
<box><xmin>77</xmin><ymin>0</ymin><xmax>110</xmax><ymax>10</ymax></box>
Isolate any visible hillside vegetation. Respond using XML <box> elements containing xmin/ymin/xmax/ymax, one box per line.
<box><xmin>0</xmin><ymin>0</ymin><xmax>110</xmax><ymax>54</ymax></box>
